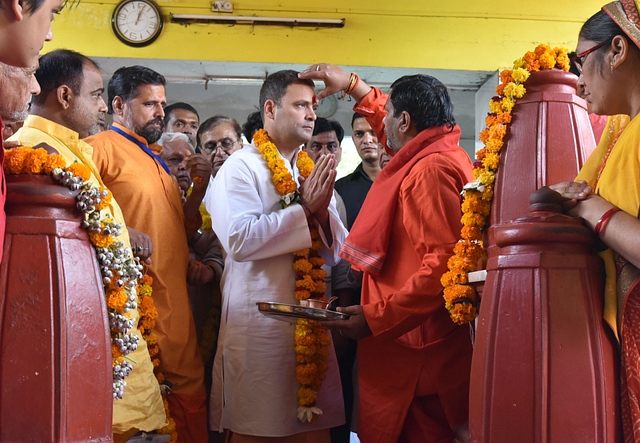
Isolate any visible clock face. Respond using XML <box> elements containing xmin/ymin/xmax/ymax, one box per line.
<box><xmin>112</xmin><ymin>0</ymin><xmax>164</xmax><ymax>47</ymax></box>
<box><xmin>315</xmin><ymin>95</ymin><xmax>338</xmax><ymax>118</ymax></box>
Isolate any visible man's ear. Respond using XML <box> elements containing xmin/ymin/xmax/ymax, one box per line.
<box><xmin>9</xmin><ymin>0</ymin><xmax>24</xmax><ymax>22</ymax></box>
<box><xmin>111</xmin><ymin>96</ymin><xmax>125</xmax><ymax>116</ymax></box>
<box><xmin>263</xmin><ymin>99</ymin><xmax>276</xmax><ymax>121</ymax></box>
<box><xmin>56</xmin><ymin>85</ymin><xmax>73</xmax><ymax>110</ymax></box>
<box><xmin>398</xmin><ymin>110</ymin><xmax>412</xmax><ymax>134</ymax></box>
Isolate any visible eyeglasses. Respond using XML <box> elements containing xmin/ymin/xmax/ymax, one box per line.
<box><xmin>201</xmin><ymin>137</ymin><xmax>239</xmax><ymax>154</ymax></box>
<box><xmin>308</xmin><ymin>142</ymin><xmax>340</xmax><ymax>154</ymax></box>
<box><xmin>574</xmin><ymin>40</ymin><xmax>610</xmax><ymax>74</ymax></box>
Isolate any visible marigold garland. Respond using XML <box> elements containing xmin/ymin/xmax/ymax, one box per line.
<box><xmin>136</xmin><ymin>275</ymin><xmax>177</xmax><ymax>442</ymax></box>
<box><xmin>441</xmin><ymin>44</ymin><xmax>570</xmax><ymax>325</ymax></box>
<box><xmin>253</xmin><ymin>128</ymin><xmax>330</xmax><ymax>423</ymax></box>
<box><xmin>3</xmin><ymin>147</ymin><xmax>148</xmax><ymax>400</ymax></box>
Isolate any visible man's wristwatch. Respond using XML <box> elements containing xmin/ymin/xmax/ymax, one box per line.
<box><xmin>189</xmin><ymin>228</ymin><xmax>204</xmax><ymax>246</ymax></box>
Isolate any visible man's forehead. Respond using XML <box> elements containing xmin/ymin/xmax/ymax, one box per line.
<box><xmin>3</xmin><ymin>63</ymin><xmax>31</xmax><ymax>79</ymax></box>
<box><xmin>353</xmin><ymin>117</ymin><xmax>373</xmax><ymax>131</ymax></box>
<box><xmin>203</xmin><ymin>122</ymin><xmax>234</xmax><ymax>137</ymax></box>
<box><xmin>383</xmin><ymin>97</ymin><xmax>394</xmax><ymax>111</ymax></box>
<box><xmin>82</xmin><ymin>64</ymin><xmax>104</xmax><ymax>84</ymax></box>
<box><xmin>283</xmin><ymin>83</ymin><xmax>317</xmax><ymax>103</ymax></box>
<box><xmin>134</xmin><ymin>83</ymin><xmax>166</xmax><ymax>99</ymax></box>
<box><xmin>165</xmin><ymin>139</ymin><xmax>191</xmax><ymax>153</ymax></box>
<box><xmin>169</xmin><ymin>109</ymin><xmax>198</xmax><ymax>121</ymax></box>
<box><xmin>311</xmin><ymin>131</ymin><xmax>337</xmax><ymax>142</ymax></box>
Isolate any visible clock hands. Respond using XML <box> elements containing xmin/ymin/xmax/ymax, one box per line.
<box><xmin>114</xmin><ymin>0</ymin><xmax>163</xmax><ymax>46</ymax></box>
<box><xmin>135</xmin><ymin>5</ymin><xmax>146</xmax><ymax>25</ymax></box>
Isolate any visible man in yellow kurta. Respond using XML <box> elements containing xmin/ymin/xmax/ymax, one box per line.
<box><xmin>9</xmin><ymin>50</ymin><xmax>166</xmax><ymax>443</ymax></box>
<box><xmin>86</xmin><ymin>65</ymin><xmax>209</xmax><ymax>443</ymax></box>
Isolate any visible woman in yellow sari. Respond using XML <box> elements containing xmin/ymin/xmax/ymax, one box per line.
<box><xmin>552</xmin><ymin>2</ymin><xmax>640</xmax><ymax>441</ymax></box>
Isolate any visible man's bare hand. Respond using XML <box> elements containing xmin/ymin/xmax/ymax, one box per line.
<box><xmin>299</xmin><ymin>154</ymin><xmax>336</xmax><ymax>215</ymax></box>
<box><xmin>127</xmin><ymin>226</ymin><xmax>153</xmax><ymax>264</ymax></box>
<box><xmin>299</xmin><ymin>63</ymin><xmax>372</xmax><ymax>102</ymax></box>
<box><xmin>299</xmin><ymin>64</ymin><xmax>351</xmax><ymax>101</ymax></box>
<box><xmin>187</xmin><ymin>260</ymin><xmax>215</xmax><ymax>286</ymax></box>
<box><xmin>324</xmin><ymin>304</ymin><xmax>372</xmax><ymax>340</ymax></box>
<box><xmin>186</xmin><ymin>154</ymin><xmax>212</xmax><ymax>194</ymax></box>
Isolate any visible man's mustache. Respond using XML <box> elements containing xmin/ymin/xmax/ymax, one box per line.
<box><xmin>146</xmin><ymin>118</ymin><xmax>164</xmax><ymax>128</ymax></box>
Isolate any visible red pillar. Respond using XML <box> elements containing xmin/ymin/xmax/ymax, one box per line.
<box><xmin>488</xmin><ymin>69</ymin><xmax>596</xmax><ymax>237</ymax></box>
<box><xmin>0</xmin><ymin>175</ymin><xmax>113</xmax><ymax>443</ymax></box>
<box><xmin>470</xmin><ymin>191</ymin><xmax>619</xmax><ymax>443</ymax></box>
<box><xmin>469</xmin><ymin>69</ymin><xmax>619</xmax><ymax>443</ymax></box>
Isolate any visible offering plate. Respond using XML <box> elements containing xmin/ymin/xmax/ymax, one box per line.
<box><xmin>256</xmin><ymin>302</ymin><xmax>349</xmax><ymax>323</ymax></box>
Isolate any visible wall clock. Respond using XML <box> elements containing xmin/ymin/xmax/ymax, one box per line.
<box><xmin>315</xmin><ymin>94</ymin><xmax>338</xmax><ymax>118</ymax></box>
<box><xmin>112</xmin><ymin>0</ymin><xmax>164</xmax><ymax>47</ymax></box>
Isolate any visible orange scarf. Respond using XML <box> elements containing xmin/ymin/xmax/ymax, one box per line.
<box><xmin>339</xmin><ymin>125</ymin><xmax>461</xmax><ymax>275</ymax></box>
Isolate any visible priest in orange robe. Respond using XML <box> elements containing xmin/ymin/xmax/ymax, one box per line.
<box><xmin>301</xmin><ymin>65</ymin><xmax>474</xmax><ymax>443</ymax></box>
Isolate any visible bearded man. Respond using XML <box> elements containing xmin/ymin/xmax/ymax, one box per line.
<box><xmin>87</xmin><ymin>65</ymin><xmax>210</xmax><ymax>443</ymax></box>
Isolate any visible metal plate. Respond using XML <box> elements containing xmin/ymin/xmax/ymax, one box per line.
<box><xmin>256</xmin><ymin>301</ymin><xmax>350</xmax><ymax>323</ymax></box>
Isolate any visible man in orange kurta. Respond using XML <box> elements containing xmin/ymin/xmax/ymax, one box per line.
<box><xmin>306</xmin><ymin>66</ymin><xmax>474</xmax><ymax>443</ymax></box>
<box><xmin>87</xmin><ymin>66</ymin><xmax>209</xmax><ymax>443</ymax></box>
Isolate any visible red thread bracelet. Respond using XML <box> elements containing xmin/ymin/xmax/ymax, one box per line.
<box><xmin>299</xmin><ymin>201</ymin><xmax>312</xmax><ymax>218</ymax></box>
<box><xmin>594</xmin><ymin>207</ymin><xmax>620</xmax><ymax>236</ymax></box>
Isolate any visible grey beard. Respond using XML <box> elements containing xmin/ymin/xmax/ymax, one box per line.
<box><xmin>6</xmin><ymin>109</ymin><xmax>28</xmax><ymax>124</ymax></box>
<box><xmin>86</xmin><ymin>122</ymin><xmax>104</xmax><ymax>137</ymax></box>
<box><xmin>125</xmin><ymin>113</ymin><xmax>163</xmax><ymax>144</ymax></box>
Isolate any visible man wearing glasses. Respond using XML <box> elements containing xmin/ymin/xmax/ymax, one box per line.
<box><xmin>196</xmin><ymin>115</ymin><xmax>244</xmax><ymax>178</ymax></box>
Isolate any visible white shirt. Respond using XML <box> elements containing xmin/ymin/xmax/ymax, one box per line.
<box><xmin>206</xmin><ymin>143</ymin><xmax>347</xmax><ymax>436</ymax></box>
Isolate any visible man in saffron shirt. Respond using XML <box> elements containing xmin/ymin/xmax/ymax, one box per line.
<box><xmin>0</xmin><ymin>0</ymin><xmax>64</xmax><ymax>262</ymax></box>
<box><xmin>87</xmin><ymin>66</ymin><xmax>210</xmax><ymax>443</ymax></box>
<box><xmin>10</xmin><ymin>50</ymin><xmax>168</xmax><ymax>443</ymax></box>
<box><xmin>301</xmin><ymin>65</ymin><xmax>474</xmax><ymax>443</ymax></box>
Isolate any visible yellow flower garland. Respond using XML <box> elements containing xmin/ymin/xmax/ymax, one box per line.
<box><xmin>253</xmin><ymin>128</ymin><xmax>331</xmax><ymax>423</ymax></box>
<box><xmin>441</xmin><ymin>44</ymin><xmax>570</xmax><ymax>325</ymax></box>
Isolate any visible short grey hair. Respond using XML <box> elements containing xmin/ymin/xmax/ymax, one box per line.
<box><xmin>157</xmin><ymin>131</ymin><xmax>195</xmax><ymax>153</ymax></box>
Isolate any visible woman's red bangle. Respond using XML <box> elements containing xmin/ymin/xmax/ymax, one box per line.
<box><xmin>594</xmin><ymin>207</ymin><xmax>620</xmax><ymax>236</ymax></box>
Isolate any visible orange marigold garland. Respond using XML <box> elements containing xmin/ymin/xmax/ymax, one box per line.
<box><xmin>254</xmin><ymin>128</ymin><xmax>331</xmax><ymax>423</ymax></box>
<box><xmin>137</xmin><ymin>275</ymin><xmax>177</xmax><ymax>442</ymax></box>
<box><xmin>441</xmin><ymin>44</ymin><xmax>570</xmax><ymax>325</ymax></box>
<box><xmin>4</xmin><ymin>147</ymin><xmax>145</xmax><ymax>399</ymax></box>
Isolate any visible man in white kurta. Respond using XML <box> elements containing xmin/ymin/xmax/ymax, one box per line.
<box><xmin>206</xmin><ymin>70</ymin><xmax>347</xmax><ymax>441</ymax></box>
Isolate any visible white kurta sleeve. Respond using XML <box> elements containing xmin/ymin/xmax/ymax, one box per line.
<box><xmin>207</xmin><ymin>152</ymin><xmax>313</xmax><ymax>262</ymax></box>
